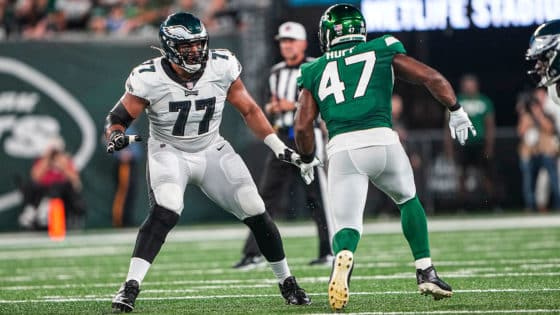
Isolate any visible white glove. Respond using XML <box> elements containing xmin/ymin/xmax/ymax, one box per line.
<box><xmin>448</xmin><ymin>107</ymin><xmax>477</xmax><ymax>145</ymax></box>
<box><xmin>298</xmin><ymin>156</ymin><xmax>323</xmax><ymax>185</ymax></box>
<box><xmin>263</xmin><ymin>133</ymin><xmax>322</xmax><ymax>184</ymax></box>
<box><xmin>264</xmin><ymin>134</ymin><xmax>301</xmax><ymax>164</ymax></box>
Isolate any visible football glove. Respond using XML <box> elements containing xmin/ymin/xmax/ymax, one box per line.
<box><xmin>448</xmin><ymin>107</ymin><xmax>476</xmax><ymax>145</ymax></box>
<box><xmin>297</xmin><ymin>156</ymin><xmax>323</xmax><ymax>185</ymax></box>
<box><xmin>107</xmin><ymin>130</ymin><xmax>142</xmax><ymax>153</ymax></box>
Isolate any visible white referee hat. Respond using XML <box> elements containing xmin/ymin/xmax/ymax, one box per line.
<box><xmin>275</xmin><ymin>21</ymin><xmax>307</xmax><ymax>41</ymax></box>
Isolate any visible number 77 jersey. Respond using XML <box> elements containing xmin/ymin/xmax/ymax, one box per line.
<box><xmin>125</xmin><ymin>49</ymin><xmax>241</xmax><ymax>152</ymax></box>
<box><xmin>297</xmin><ymin>35</ymin><xmax>406</xmax><ymax>140</ymax></box>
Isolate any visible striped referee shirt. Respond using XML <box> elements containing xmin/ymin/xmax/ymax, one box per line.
<box><xmin>268</xmin><ymin>56</ymin><xmax>315</xmax><ymax>129</ymax></box>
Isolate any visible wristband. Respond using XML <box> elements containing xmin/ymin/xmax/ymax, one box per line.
<box><xmin>300</xmin><ymin>152</ymin><xmax>315</xmax><ymax>164</ymax></box>
<box><xmin>449</xmin><ymin>103</ymin><xmax>462</xmax><ymax>112</ymax></box>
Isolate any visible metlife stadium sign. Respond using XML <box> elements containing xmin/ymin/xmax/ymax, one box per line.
<box><xmin>361</xmin><ymin>0</ymin><xmax>560</xmax><ymax>32</ymax></box>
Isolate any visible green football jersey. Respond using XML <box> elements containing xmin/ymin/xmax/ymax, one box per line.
<box><xmin>298</xmin><ymin>35</ymin><xmax>406</xmax><ymax>140</ymax></box>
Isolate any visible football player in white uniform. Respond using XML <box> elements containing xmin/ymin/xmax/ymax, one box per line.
<box><xmin>527</xmin><ymin>19</ymin><xmax>560</xmax><ymax>105</ymax></box>
<box><xmin>105</xmin><ymin>12</ymin><xmax>317</xmax><ymax>313</ymax></box>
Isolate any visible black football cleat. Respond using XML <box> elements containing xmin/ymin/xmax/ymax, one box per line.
<box><xmin>328</xmin><ymin>250</ymin><xmax>353</xmax><ymax>310</ymax></box>
<box><xmin>112</xmin><ymin>280</ymin><xmax>140</xmax><ymax>313</ymax></box>
<box><xmin>416</xmin><ymin>265</ymin><xmax>453</xmax><ymax>300</ymax></box>
<box><xmin>279</xmin><ymin>276</ymin><xmax>311</xmax><ymax>305</ymax></box>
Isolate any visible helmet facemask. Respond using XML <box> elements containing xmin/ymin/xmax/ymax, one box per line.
<box><xmin>167</xmin><ymin>37</ymin><xmax>209</xmax><ymax>73</ymax></box>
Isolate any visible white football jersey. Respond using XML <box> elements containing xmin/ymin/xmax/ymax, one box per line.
<box><xmin>125</xmin><ymin>49</ymin><xmax>242</xmax><ymax>152</ymax></box>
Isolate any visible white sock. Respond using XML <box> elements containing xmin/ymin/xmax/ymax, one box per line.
<box><xmin>268</xmin><ymin>258</ymin><xmax>291</xmax><ymax>285</ymax></box>
<box><xmin>126</xmin><ymin>257</ymin><xmax>151</xmax><ymax>285</ymax></box>
<box><xmin>415</xmin><ymin>257</ymin><xmax>432</xmax><ymax>270</ymax></box>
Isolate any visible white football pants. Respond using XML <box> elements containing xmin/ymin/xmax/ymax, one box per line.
<box><xmin>328</xmin><ymin>142</ymin><xmax>416</xmax><ymax>234</ymax></box>
<box><xmin>147</xmin><ymin>137</ymin><xmax>265</xmax><ymax>219</ymax></box>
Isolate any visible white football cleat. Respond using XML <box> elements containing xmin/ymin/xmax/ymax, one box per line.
<box><xmin>328</xmin><ymin>250</ymin><xmax>354</xmax><ymax>310</ymax></box>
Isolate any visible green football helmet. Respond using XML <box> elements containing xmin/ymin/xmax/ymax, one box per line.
<box><xmin>527</xmin><ymin>19</ymin><xmax>560</xmax><ymax>86</ymax></box>
<box><xmin>319</xmin><ymin>4</ymin><xmax>366</xmax><ymax>53</ymax></box>
<box><xmin>158</xmin><ymin>12</ymin><xmax>209</xmax><ymax>74</ymax></box>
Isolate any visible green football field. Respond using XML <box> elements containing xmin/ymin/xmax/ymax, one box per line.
<box><xmin>0</xmin><ymin>215</ymin><xmax>559</xmax><ymax>314</ymax></box>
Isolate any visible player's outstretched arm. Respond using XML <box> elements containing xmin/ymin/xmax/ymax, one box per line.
<box><xmin>226</xmin><ymin>78</ymin><xmax>276</xmax><ymax>140</ymax></box>
<box><xmin>227</xmin><ymin>78</ymin><xmax>318</xmax><ymax>183</ymax></box>
<box><xmin>393</xmin><ymin>54</ymin><xmax>456</xmax><ymax>107</ymax></box>
<box><xmin>104</xmin><ymin>93</ymin><xmax>147</xmax><ymax>153</ymax></box>
<box><xmin>393</xmin><ymin>54</ymin><xmax>476</xmax><ymax>145</ymax></box>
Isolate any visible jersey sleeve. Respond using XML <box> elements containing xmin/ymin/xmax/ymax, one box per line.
<box><xmin>226</xmin><ymin>52</ymin><xmax>242</xmax><ymax>82</ymax></box>
<box><xmin>210</xmin><ymin>49</ymin><xmax>242</xmax><ymax>83</ymax></box>
<box><xmin>297</xmin><ymin>62</ymin><xmax>313</xmax><ymax>91</ymax></box>
<box><xmin>381</xmin><ymin>35</ymin><xmax>407</xmax><ymax>55</ymax></box>
<box><xmin>125</xmin><ymin>65</ymin><xmax>156</xmax><ymax>104</ymax></box>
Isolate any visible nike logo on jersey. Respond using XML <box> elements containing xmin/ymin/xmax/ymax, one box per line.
<box><xmin>217</xmin><ymin>144</ymin><xmax>225</xmax><ymax>151</ymax></box>
<box><xmin>184</xmin><ymin>89</ymin><xmax>199</xmax><ymax>96</ymax></box>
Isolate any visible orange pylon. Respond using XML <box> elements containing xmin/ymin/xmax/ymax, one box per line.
<box><xmin>48</xmin><ymin>198</ymin><xmax>66</xmax><ymax>241</ymax></box>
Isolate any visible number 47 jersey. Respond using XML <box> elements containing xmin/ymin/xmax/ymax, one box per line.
<box><xmin>297</xmin><ymin>35</ymin><xmax>406</xmax><ymax>141</ymax></box>
<box><xmin>125</xmin><ymin>49</ymin><xmax>242</xmax><ymax>152</ymax></box>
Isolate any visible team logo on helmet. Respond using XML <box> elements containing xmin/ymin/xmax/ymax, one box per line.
<box><xmin>162</xmin><ymin>24</ymin><xmax>206</xmax><ymax>41</ymax></box>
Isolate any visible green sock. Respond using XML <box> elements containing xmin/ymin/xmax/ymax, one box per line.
<box><xmin>332</xmin><ymin>228</ymin><xmax>360</xmax><ymax>253</ymax></box>
<box><xmin>398</xmin><ymin>196</ymin><xmax>431</xmax><ymax>260</ymax></box>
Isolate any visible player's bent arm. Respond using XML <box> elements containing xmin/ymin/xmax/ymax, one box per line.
<box><xmin>295</xmin><ymin>88</ymin><xmax>319</xmax><ymax>161</ymax></box>
<box><xmin>227</xmin><ymin>78</ymin><xmax>275</xmax><ymax>140</ymax></box>
<box><xmin>392</xmin><ymin>54</ymin><xmax>456</xmax><ymax>108</ymax></box>
<box><xmin>104</xmin><ymin>92</ymin><xmax>148</xmax><ymax>139</ymax></box>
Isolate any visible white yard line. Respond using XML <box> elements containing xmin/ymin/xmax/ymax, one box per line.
<box><xmin>2</xmin><ymin>272</ymin><xmax>560</xmax><ymax>291</ymax></box>
<box><xmin>0</xmin><ymin>215</ymin><xmax>558</xmax><ymax>248</ymax></box>
<box><xmin>3</xmin><ymin>257</ymin><xmax>559</xmax><ymax>274</ymax></box>
<box><xmin>3</xmin><ymin>262</ymin><xmax>559</xmax><ymax>283</ymax></box>
<box><xmin>0</xmin><ymin>288</ymin><xmax>559</xmax><ymax>304</ymax></box>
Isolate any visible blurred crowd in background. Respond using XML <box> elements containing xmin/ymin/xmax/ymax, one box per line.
<box><xmin>0</xmin><ymin>0</ymin><xmax>243</xmax><ymax>39</ymax></box>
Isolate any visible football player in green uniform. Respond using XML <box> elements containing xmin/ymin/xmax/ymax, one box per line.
<box><xmin>294</xmin><ymin>4</ymin><xmax>476</xmax><ymax>310</ymax></box>
<box><xmin>527</xmin><ymin>19</ymin><xmax>560</xmax><ymax>105</ymax></box>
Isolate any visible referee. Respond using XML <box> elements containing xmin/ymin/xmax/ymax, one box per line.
<box><xmin>233</xmin><ymin>22</ymin><xmax>332</xmax><ymax>269</ymax></box>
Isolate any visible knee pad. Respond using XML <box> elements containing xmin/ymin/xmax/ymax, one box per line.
<box><xmin>134</xmin><ymin>204</ymin><xmax>180</xmax><ymax>263</ymax></box>
<box><xmin>235</xmin><ymin>185</ymin><xmax>265</xmax><ymax>219</ymax></box>
<box><xmin>139</xmin><ymin>204</ymin><xmax>180</xmax><ymax>236</ymax></box>
<box><xmin>153</xmin><ymin>183</ymin><xmax>183</xmax><ymax>214</ymax></box>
